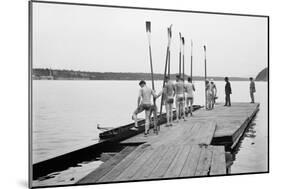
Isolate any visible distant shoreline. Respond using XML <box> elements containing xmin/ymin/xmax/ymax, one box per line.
<box><xmin>32</xmin><ymin>79</ymin><xmax>267</xmax><ymax>82</ymax></box>
<box><xmin>32</xmin><ymin>68</ymin><xmax>263</xmax><ymax>81</ymax></box>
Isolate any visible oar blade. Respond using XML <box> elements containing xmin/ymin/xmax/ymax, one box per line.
<box><xmin>169</xmin><ymin>24</ymin><xmax>173</xmax><ymax>38</ymax></box>
<box><xmin>145</xmin><ymin>21</ymin><xmax>151</xmax><ymax>33</ymax></box>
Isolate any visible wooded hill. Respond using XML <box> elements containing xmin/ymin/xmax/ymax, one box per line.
<box><xmin>255</xmin><ymin>67</ymin><xmax>268</xmax><ymax>81</ymax></box>
<box><xmin>32</xmin><ymin>68</ymin><xmax>249</xmax><ymax>81</ymax></box>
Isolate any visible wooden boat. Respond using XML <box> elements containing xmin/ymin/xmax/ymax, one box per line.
<box><xmin>99</xmin><ymin>105</ymin><xmax>202</xmax><ymax>141</ymax></box>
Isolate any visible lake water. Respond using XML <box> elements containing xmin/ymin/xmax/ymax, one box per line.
<box><xmin>32</xmin><ymin>80</ymin><xmax>268</xmax><ymax>185</ymax></box>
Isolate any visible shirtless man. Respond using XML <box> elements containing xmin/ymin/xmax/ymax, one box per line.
<box><xmin>206</xmin><ymin>80</ymin><xmax>212</xmax><ymax>110</ymax></box>
<box><xmin>185</xmin><ymin>77</ymin><xmax>195</xmax><ymax>116</ymax></box>
<box><xmin>162</xmin><ymin>76</ymin><xmax>175</xmax><ymax>126</ymax></box>
<box><xmin>132</xmin><ymin>80</ymin><xmax>160</xmax><ymax>136</ymax></box>
<box><xmin>175</xmin><ymin>75</ymin><xmax>186</xmax><ymax>121</ymax></box>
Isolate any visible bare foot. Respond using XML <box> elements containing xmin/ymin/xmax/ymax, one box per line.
<box><xmin>130</xmin><ymin>126</ymin><xmax>138</xmax><ymax>131</ymax></box>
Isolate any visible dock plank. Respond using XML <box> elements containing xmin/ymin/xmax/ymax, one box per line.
<box><xmin>181</xmin><ymin>123</ymin><xmax>202</xmax><ymax>144</ymax></box>
<box><xmin>97</xmin><ymin>144</ymin><xmax>151</xmax><ymax>183</ymax></box>
<box><xmin>164</xmin><ymin>145</ymin><xmax>192</xmax><ymax>178</ymax></box>
<box><xmin>114</xmin><ymin>146</ymin><xmax>155</xmax><ymax>181</ymax></box>
<box><xmin>131</xmin><ymin>145</ymin><xmax>171</xmax><ymax>180</ymax></box>
<box><xmin>194</xmin><ymin>146</ymin><xmax>213</xmax><ymax>176</ymax></box>
<box><xmin>180</xmin><ymin>145</ymin><xmax>202</xmax><ymax>177</ymax></box>
<box><xmin>76</xmin><ymin>146</ymin><xmax>136</xmax><ymax>184</ymax></box>
<box><xmin>210</xmin><ymin>146</ymin><xmax>226</xmax><ymax>175</ymax></box>
<box><xmin>149</xmin><ymin>145</ymin><xmax>180</xmax><ymax>179</ymax></box>
<box><xmin>197</xmin><ymin>121</ymin><xmax>217</xmax><ymax>145</ymax></box>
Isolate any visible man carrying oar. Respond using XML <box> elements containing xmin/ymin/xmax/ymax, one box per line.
<box><xmin>131</xmin><ymin>80</ymin><xmax>161</xmax><ymax>136</ymax></box>
<box><xmin>185</xmin><ymin>77</ymin><xmax>195</xmax><ymax>116</ymax></box>
<box><xmin>175</xmin><ymin>75</ymin><xmax>186</xmax><ymax>121</ymax></box>
<box><xmin>161</xmin><ymin>76</ymin><xmax>175</xmax><ymax>126</ymax></box>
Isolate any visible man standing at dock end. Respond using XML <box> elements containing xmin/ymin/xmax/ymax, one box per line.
<box><xmin>224</xmin><ymin>77</ymin><xmax>232</xmax><ymax>106</ymax></box>
<box><xmin>249</xmin><ymin>77</ymin><xmax>256</xmax><ymax>103</ymax></box>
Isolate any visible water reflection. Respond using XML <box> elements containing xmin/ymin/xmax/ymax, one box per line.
<box><xmin>229</xmin><ymin>90</ymin><xmax>268</xmax><ymax>174</ymax></box>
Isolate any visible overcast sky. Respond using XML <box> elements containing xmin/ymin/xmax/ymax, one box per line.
<box><xmin>32</xmin><ymin>2</ymin><xmax>268</xmax><ymax>77</ymax></box>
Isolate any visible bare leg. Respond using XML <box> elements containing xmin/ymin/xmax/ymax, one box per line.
<box><xmin>190</xmin><ymin>98</ymin><xmax>193</xmax><ymax>116</ymax></box>
<box><xmin>186</xmin><ymin>98</ymin><xmax>193</xmax><ymax>116</ymax></box>
<box><xmin>152</xmin><ymin>106</ymin><xmax>158</xmax><ymax>133</ymax></box>
<box><xmin>144</xmin><ymin>110</ymin><xmax>150</xmax><ymax>135</ymax></box>
<box><xmin>176</xmin><ymin>100</ymin><xmax>179</xmax><ymax>122</ymax></box>
<box><xmin>132</xmin><ymin>110</ymin><xmax>139</xmax><ymax>128</ymax></box>
<box><xmin>169</xmin><ymin>103</ymin><xmax>173</xmax><ymax>125</ymax></box>
<box><xmin>210</xmin><ymin>96</ymin><xmax>214</xmax><ymax>109</ymax></box>
<box><xmin>208</xmin><ymin>96</ymin><xmax>212</xmax><ymax>109</ymax></box>
<box><xmin>165</xmin><ymin>104</ymin><xmax>169</xmax><ymax>126</ymax></box>
<box><xmin>182</xmin><ymin>101</ymin><xmax>186</xmax><ymax>121</ymax></box>
<box><xmin>186</xmin><ymin>99</ymin><xmax>190</xmax><ymax>116</ymax></box>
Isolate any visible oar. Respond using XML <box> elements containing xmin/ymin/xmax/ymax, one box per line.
<box><xmin>179</xmin><ymin>32</ymin><xmax>182</xmax><ymax>76</ymax></box>
<box><xmin>191</xmin><ymin>40</ymin><xmax>193</xmax><ymax>82</ymax></box>
<box><xmin>159</xmin><ymin>25</ymin><xmax>172</xmax><ymax>116</ymax></box>
<box><xmin>97</xmin><ymin>124</ymin><xmax>115</xmax><ymax>131</ymax></box>
<box><xmin>168</xmin><ymin>47</ymin><xmax>171</xmax><ymax>78</ymax></box>
<box><xmin>168</xmin><ymin>25</ymin><xmax>172</xmax><ymax>78</ymax></box>
<box><xmin>182</xmin><ymin>37</ymin><xmax>185</xmax><ymax>81</ymax></box>
<box><xmin>145</xmin><ymin>21</ymin><xmax>158</xmax><ymax>133</ymax></box>
<box><xmin>182</xmin><ymin>36</ymin><xmax>186</xmax><ymax>118</ymax></box>
<box><xmin>204</xmin><ymin>45</ymin><xmax>207</xmax><ymax>109</ymax></box>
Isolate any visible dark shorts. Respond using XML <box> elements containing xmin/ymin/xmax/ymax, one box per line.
<box><xmin>134</xmin><ymin>104</ymin><xmax>155</xmax><ymax>114</ymax></box>
<box><xmin>177</xmin><ymin>97</ymin><xmax>184</xmax><ymax>102</ymax></box>
<box><xmin>166</xmin><ymin>98</ymin><xmax>174</xmax><ymax>104</ymax></box>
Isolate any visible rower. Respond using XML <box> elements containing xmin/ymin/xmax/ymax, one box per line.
<box><xmin>131</xmin><ymin>80</ymin><xmax>161</xmax><ymax>136</ymax></box>
<box><xmin>175</xmin><ymin>75</ymin><xmax>186</xmax><ymax>121</ymax></box>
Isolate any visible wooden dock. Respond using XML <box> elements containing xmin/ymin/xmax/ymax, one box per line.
<box><xmin>77</xmin><ymin>102</ymin><xmax>259</xmax><ymax>184</ymax></box>
<box><xmin>121</xmin><ymin>102</ymin><xmax>259</xmax><ymax>149</ymax></box>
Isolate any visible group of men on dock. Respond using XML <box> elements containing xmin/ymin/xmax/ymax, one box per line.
<box><xmin>131</xmin><ymin>75</ymin><xmax>195</xmax><ymax>136</ymax></box>
<box><xmin>131</xmin><ymin>76</ymin><xmax>256</xmax><ymax>137</ymax></box>
<box><xmin>205</xmin><ymin>79</ymin><xmax>217</xmax><ymax>110</ymax></box>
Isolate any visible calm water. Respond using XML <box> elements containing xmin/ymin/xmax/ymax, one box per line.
<box><xmin>32</xmin><ymin>80</ymin><xmax>268</xmax><ymax>185</ymax></box>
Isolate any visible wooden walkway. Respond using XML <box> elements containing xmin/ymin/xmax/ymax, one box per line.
<box><xmin>121</xmin><ymin>103</ymin><xmax>259</xmax><ymax>149</ymax></box>
<box><xmin>77</xmin><ymin>102</ymin><xmax>259</xmax><ymax>184</ymax></box>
